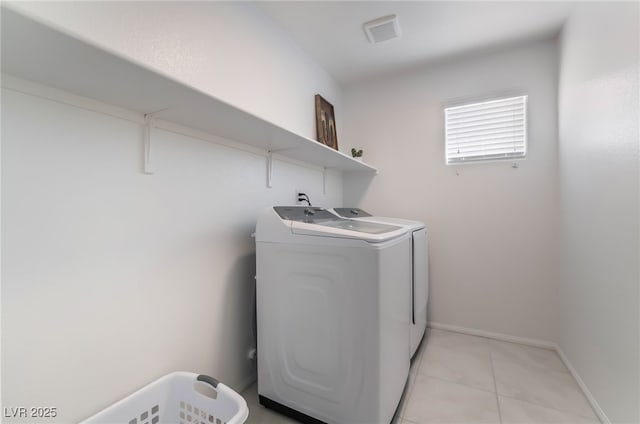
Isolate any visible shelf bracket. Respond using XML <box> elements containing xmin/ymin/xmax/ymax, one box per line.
<box><xmin>323</xmin><ymin>167</ymin><xmax>328</xmax><ymax>194</ymax></box>
<box><xmin>142</xmin><ymin>108</ymin><xmax>169</xmax><ymax>175</ymax></box>
<box><xmin>266</xmin><ymin>151</ymin><xmax>274</xmax><ymax>188</ymax></box>
<box><xmin>143</xmin><ymin>113</ymin><xmax>155</xmax><ymax>175</ymax></box>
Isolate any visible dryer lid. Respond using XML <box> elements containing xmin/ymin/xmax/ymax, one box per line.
<box><xmin>332</xmin><ymin>207</ymin><xmax>372</xmax><ymax>218</ymax></box>
<box><xmin>312</xmin><ymin>218</ymin><xmax>401</xmax><ymax>234</ymax></box>
<box><xmin>332</xmin><ymin>207</ymin><xmax>425</xmax><ymax>230</ymax></box>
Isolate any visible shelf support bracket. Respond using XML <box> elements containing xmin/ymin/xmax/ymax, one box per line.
<box><xmin>143</xmin><ymin>114</ymin><xmax>155</xmax><ymax>175</ymax></box>
<box><xmin>142</xmin><ymin>108</ymin><xmax>169</xmax><ymax>175</ymax></box>
<box><xmin>266</xmin><ymin>151</ymin><xmax>274</xmax><ymax>188</ymax></box>
<box><xmin>323</xmin><ymin>167</ymin><xmax>328</xmax><ymax>194</ymax></box>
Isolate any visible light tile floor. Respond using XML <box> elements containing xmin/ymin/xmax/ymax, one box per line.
<box><xmin>241</xmin><ymin>329</ymin><xmax>600</xmax><ymax>423</ymax></box>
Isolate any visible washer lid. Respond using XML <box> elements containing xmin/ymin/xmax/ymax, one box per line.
<box><xmin>332</xmin><ymin>207</ymin><xmax>425</xmax><ymax>230</ymax></box>
<box><xmin>356</xmin><ymin>216</ymin><xmax>425</xmax><ymax>231</ymax></box>
<box><xmin>307</xmin><ymin>218</ymin><xmax>402</xmax><ymax>234</ymax></box>
<box><xmin>291</xmin><ymin>220</ymin><xmax>406</xmax><ymax>242</ymax></box>
<box><xmin>274</xmin><ymin>206</ymin><xmax>339</xmax><ymax>222</ymax></box>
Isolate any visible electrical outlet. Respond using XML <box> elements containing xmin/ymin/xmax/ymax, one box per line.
<box><xmin>247</xmin><ymin>347</ymin><xmax>257</xmax><ymax>360</ymax></box>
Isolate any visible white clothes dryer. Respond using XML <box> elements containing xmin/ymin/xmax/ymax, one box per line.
<box><xmin>332</xmin><ymin>208</ymin><xmax>428</xmax><ymax>358</ymax></box>
<box><xmin>255</xmin><ymin>206</ymin><xmax>411</xmax><ymax>424</ymax></box>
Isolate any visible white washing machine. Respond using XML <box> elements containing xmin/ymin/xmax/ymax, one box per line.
<box><xmin>332</xmin><ymin>208</ymin><xmax>428</xmax><ymax>358</ymax></box>
<box><xmin>255</xmin><ymin>206</ymin><xmax>411</xmax><ymax>424</ymax></box>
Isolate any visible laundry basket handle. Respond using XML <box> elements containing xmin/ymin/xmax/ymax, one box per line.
<box><xmin>196</xmin><ymin>374</ymin><xmax>219</xmax><ymax>388</ymax></box>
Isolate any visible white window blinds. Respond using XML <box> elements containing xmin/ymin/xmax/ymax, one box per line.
<box><xmin>445</xmin><ymin>95</ymin><xmax>527</xmax><ymax>164</ymax></box>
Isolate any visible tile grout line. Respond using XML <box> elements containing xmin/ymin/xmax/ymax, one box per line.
<box><xmin>488</xmin><ymin>342</ymin><xmax>504</xmax><ymax>424</ymax></box>
<box><xmin>486</xmin><ymin>340</ymin><xmax>600</xmax><ymax>422</ymax></box>
<box><xmin>423</xmin><ymin>329</ymin><xmax>504</xmax><ymax>395</ymax></box>
<box><xmin>417</xmin><ymin>331</ymin><xmax>506</xmax><ymax>395</ymax></box>
<box><xmin>430</xmin><ymin>325</ymin><xmax>605</xmax><ymax>422</ymax></box>
<box><xmin>489</xmin><ymin>355</ymin><xmax>600</xmax><ymax>421</ymax></box>
<box><xmin>496</xmin><ymin>393</ymin><xmax>601</xmax><ymax>421</ymax></box>
<box><xmin>421</xmin><ymin>374</ymin><xmax>498</xmax><ymax>396</ymax></box>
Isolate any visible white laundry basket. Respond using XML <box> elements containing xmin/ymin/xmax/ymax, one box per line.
<box><xmin>79</xmin><ymin>372</ymin><xmax>248</xmax><ymax>424</ymax></box>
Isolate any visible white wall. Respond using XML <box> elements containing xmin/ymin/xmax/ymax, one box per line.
<box><xmin>557</xmin><ymin>3</ymin><xmax>639</xmax><ymax>423</ymax></box>
<box><xmin>1</xmin><ymin>3</ymin><xmax>344</xmax><ymax>423</ymax></box>
<box><xmin>344</xmin><ymin>39</ymin><xmax>559</xmax><ymax>343</ymax></box>
<box><xmin>5</xmin><ymin>1</ymin><xmax>343</xmax><ymax>144</ymax></box>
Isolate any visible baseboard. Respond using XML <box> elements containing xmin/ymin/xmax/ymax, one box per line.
<box><xmin>555</xmin><ymin>346</ymin><xmax>610</xmax><ymax>424</ymax></box>
<box><xmin>428</xmin><ymin>322</ymin><xmax>556</xmax><ymax>350</ymax></box>
<box><xmin>428</xmin><ymin>321</ymin><xmax>609</xmax><ymax>424</ymax></box>
<box><xmin>235</xmin><ymin>372</ymin><xmax>257</xmax><ymax>394</ymax></box>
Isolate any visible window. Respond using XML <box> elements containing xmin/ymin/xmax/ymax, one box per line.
<box><xmin>445</xmin><ymin>95</ymin><xmax>527</xmax><ymax>164</ymax></box>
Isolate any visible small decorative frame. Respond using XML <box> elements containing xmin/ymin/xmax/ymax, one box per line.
<box><xmin>315</xmin><ymin>94</ymin><xmax>338</xmax><ymax>151</ymax></box>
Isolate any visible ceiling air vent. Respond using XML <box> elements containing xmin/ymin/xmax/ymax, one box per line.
<box><xmin>363</xmin><ymin>14</ymin><xmax>401</xmax><ymax>44</ymax></box>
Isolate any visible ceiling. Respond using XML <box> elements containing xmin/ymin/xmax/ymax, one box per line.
<box><xmin>257</xmin><ymin>1</ymin><xmax>575</xmax><ymax>85</ymax></box>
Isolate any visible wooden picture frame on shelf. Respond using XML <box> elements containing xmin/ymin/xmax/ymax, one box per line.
<box><xmin>315</xmin><ymin>94</ymin><xmax>338</xmax><ymax>151</ymax></box>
